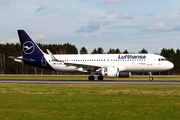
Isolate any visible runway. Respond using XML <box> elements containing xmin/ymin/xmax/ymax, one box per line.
<box><xmin>0</xmin><ymin>79</ymin><xmax>180</xmax><ymax>85</ymax></box>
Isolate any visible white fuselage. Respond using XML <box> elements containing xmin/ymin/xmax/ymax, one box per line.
<box><xmin>42</xmin><ymin>54</ymin><xmax>174</xmax><ymax>73</ymax></box>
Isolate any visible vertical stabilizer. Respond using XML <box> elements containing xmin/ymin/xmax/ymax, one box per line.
<box><xmin>17</xmin><ymin>30</ymin><xmax>44</xmax><ymax>56</ymax></box>
<box><xmin>17</xmin><ymin>30</ymin><xmax>54</xmax><ymax>70</ymax></box>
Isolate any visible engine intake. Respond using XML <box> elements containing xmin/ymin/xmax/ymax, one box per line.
<box><xmin>102</xmin><ymin>67</ymin><xmax>119</xmax><ymax>78</ymax></box>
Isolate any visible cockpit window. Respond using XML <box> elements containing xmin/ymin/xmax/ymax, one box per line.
<box><xmin>158</xmin><ymin>58</ymin><xmax>167</xmax><ymax>61</ymax></box>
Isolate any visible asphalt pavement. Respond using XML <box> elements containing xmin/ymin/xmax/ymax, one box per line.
<box><xmin>0</xmin><ymin>79</ymin><xmax>180</xmax><ymax>85</ymax></box>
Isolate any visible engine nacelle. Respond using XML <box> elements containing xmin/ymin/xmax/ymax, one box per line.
<box><xmin>119</xmin><ymin>72</ymin><xmax>131</xmax><ymax>78</ymax></box>
<box><xmin>102</xmin><ymin>67</ymin><xmax>119</xmax><ymax>78</ymax></box>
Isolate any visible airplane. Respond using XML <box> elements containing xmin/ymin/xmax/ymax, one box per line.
<box><xmin>9</xmin><ymin>30</ymin><xmax>174</xmax><ymax>81</ymax></box>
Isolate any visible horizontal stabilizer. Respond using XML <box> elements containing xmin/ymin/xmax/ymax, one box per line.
<box><xmin>8</xmin><ymin>56</ymin><xmax>35</xmax><ymax>62</ymax></box>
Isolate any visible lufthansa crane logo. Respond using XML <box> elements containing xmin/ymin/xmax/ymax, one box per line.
<box><xmin>22</xmin><ymin>41</ymin><xmax>35</xmax><ymax>54</ymax></box>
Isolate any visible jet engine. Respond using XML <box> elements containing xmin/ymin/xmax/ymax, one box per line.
<box><xmin>119</xmin><ymin>72</ymin><xmax>131</xmax><ymax>78</ymax></box>
<box><xmin>102</xmin><ymin>67</ymin><xmax>119</xmax><ymax>78</ymax></box>
<box><xmin>102</xmin><ymin>67</ymin><xmax>131</xmax><ymax>78</ymax></box>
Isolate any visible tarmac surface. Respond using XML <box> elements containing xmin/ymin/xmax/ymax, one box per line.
<box><xmin>0</xmin><ymin>79</ymin><xmax>180</xmax><ymax>85</ymax></box>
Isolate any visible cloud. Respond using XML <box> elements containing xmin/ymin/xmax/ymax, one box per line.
<box><xmin>106</xmin><ymin>10</ymin><xmax>114</xmax><ymax>14</ymax></box>
<box><xmin>0</xmin><ymin>1</ymin><xmax>9</xmax><ymax>7</ymax></box>
<box><xmin>147</xmin><ymin>14</ymin><xmax>154</xmax><ymax>16</ymax></box>
<box><xmin>75</xmin><ymin>22</ymin><xmax>100</xmax><ymax>33</ymax></box>
<box><xmin>149</xmin><ymin>39</ymin><xmax>157</xmax><ymax>43</ymax></box>
<box><xmin>35</xmin><ymin>6</ymin><xmax>47</xmax><ymax>12</ymax></box>
<box><xmin>117</xmin><ymin>14</ymin><xmax>134</xmax><ymax>19</ymax></box>
<box><xmin>85</xmin><ymin>32</ymin><xmax>102</xmax><ymax>39</ymax></box>
<box><xmin>0</xmin><ymin>0</ymin><xmax>22</xmax><ymax>7</ymax></box>
<box><xmin>0</xmin><ymin>34</ymin><xmax>52</xmax><ymax>44</ymax></box>
<box><xmin>105</xmin><ymin>34</ymin><xmax>112</xmax><ymax>39</ymax></box>
<box><xmin>145</xmin><ymin>22</ymin><xmax>175</xmax><ymax>31</ymax></box>
<box><xmin>103</xmin><ymin>21</ymin><xmax>111</xmax><ymax>26</ymax></box>
<box><xmin>104</xmin><ymin>0</ymin><xmax>123</xmax><ymax>3</ymax></box>
<box><xmin>0</xmin><ymin>37</ymin><xmax>19</xmax><ymax>44</ymax></box>
<box><xmin>33</xmin><ymin>34</ymin><xmax>52</xmax><ymax>41</ymax></box>
<box><xmin>85</xmin><ymin>46</ymin><xmax>89</xmax><ymax>50</ymax></box>
<box><xmin>107</xmin><ymin>25</ymin><xmax>142</xmax><ymax>30</ymax></box>
<box><xmin>99</xmin><ymin>16</ymin><xmax>107</xmax><ymax>19</ymax></box>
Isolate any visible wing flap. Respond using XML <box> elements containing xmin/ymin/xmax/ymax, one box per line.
<box><xmin>64</xmin><ymin>62</ymin><xmax>102</xmax><ymax>70</ymax></box>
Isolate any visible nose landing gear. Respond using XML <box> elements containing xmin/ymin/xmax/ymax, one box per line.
<box><xmin>149</xmin><ymin>72</ymin><xmax>153</xmax><ymax>81</ymax></box>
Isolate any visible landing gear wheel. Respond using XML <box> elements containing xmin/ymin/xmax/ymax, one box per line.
<box><xmin>88</xmin><ymin>75</ymin><xmax>95</xmax><ymax>81</ymax></box>
<box><xmin>97</xmin><ymin>76</ymin><xmax>103</xmax><ymax>81</ymax></box>
<box><xmin>149</xmin><ymin>77</ymin><xmax>153</xmax><ymax>81</ymax></box>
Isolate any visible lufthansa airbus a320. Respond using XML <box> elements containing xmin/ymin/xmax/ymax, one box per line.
<box><xmin>9</xmin><ymin>30</ymin><xmax>174</xmax><ymax>81</ymax></box>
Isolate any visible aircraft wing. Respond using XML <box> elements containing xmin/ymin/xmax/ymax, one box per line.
<box><xmin>63</xmin><ymin>62</ymin><xmax>126</xmax><ymax>72</ymax></box>
<box><xmin>47</xmin><ymin>49</ymin><xmax>126</xmax><ymax>72</ymax></box>
<box><xmin>46</xmin><ymin>49</ymin><xmax>105</xmax><ymax>71</ymax></box>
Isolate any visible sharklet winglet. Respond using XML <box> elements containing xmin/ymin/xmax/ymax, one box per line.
<box><xmin>46</xmin><ymin>49</ymin><xmax>63</xmax><ymax>62</ymax></box>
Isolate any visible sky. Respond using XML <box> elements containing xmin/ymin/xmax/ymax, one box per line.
<box><xmin>1</xmin><ymin>0</ymin><xmax>180</xmax><ymax>54</ymax></box>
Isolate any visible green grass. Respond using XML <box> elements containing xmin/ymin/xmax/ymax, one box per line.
<box><xmin>0</xmin><ymin>75</ymin><xmax>180</xmax><ymax>80</ymax></box>
<box><xmin>0</xmin><ymin>84</ymin><xmax>180</xmax><ymax>120</ymax></box>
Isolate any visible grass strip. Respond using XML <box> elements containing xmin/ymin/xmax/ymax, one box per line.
<box><xmin>0</xmin><ymin>84</ymin><xmax>180</xmax><ymax>120</ymax></box>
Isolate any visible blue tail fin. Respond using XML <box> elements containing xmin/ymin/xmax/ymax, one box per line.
<box><xmin>17</xmin><ymin>30</ymin><xmax>54</xmax><ymax>70</ymax></box>
<box><xmin>18</xmin><ymin>30</ymin><xmax>44</xmax><ymax>56</ymax></box>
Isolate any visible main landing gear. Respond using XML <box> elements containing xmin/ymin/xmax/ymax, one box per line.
<box><xmin>149</xmin><ymin>72</ymin><xmax>153</xmax><ymax>81</ymax></box>
<box><xmin>88</xmin><ymin>75</ymin><xmax>95</xmax><ymax>81</ymax></box>
<box><xmin>88</xmin><ymin>75</ymin><xmax>104</xmax><ymax>81</ymax></box>
<box><xmin>88</xmin><ymin>71</ymin><xmax>103</xmax><ymax>81</ymax></box>
<box><xmin>97</xmin><ymin>75</ymin><xmax>103</xmax><ymax>81</ymax></box>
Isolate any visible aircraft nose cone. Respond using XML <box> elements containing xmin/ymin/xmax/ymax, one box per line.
<box><xmin>168</xmin><ymin>62</ymin><xmax>174</xmax><ymax>69</ymax></box>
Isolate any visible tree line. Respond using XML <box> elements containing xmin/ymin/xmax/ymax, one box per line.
<box><xmin>0</xmin><ymin>43</ymin><xmax>178</xmax><ymax>75</ymax></box>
